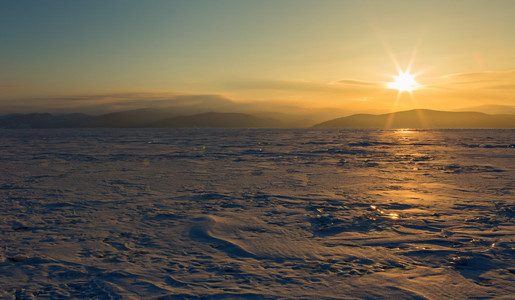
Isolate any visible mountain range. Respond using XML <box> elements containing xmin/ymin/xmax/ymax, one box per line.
<box><xmin>313</xmin><ymin>109</ymin><xmax>515</xmax><ymax>129</ymax></box>
<box><xmin>1</xmin><ymin>109</ymin><xmax>514</xmax><ymax>129</ymax></box>
<box><xmin>0</xmin><ymin>110</ymin><xmax>287</xmax><ymax>129</ymax></box>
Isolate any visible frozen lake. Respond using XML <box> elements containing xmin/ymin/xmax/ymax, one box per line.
<box><xmin>1</xmin><ymin>129</ymin><xmax>514</xmax><ymax>299</ymax></box>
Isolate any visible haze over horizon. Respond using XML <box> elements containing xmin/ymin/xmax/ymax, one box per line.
<box><xmin>1</xmin><ymin>0</ymin><xmax>514</xmax><ymax>116</ymax></box>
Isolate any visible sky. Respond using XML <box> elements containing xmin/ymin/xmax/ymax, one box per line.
<box><xmin>1</xmin><ymin>0</ymin><xmax>514</xmax><ymax>115</ymax></box>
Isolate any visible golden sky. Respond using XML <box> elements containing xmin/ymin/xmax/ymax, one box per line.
<box><xmin>1</xmin><ymin>0</ymin><xmax>514</xmax><ymax>114</ymax></box>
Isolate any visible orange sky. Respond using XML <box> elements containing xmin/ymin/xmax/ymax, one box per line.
<box><xmin>1</xmin><ymin>0</ymin><xmax>514</xmax><ymax>115</ymax></box>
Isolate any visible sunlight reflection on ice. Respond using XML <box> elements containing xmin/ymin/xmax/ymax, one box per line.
<box><xmin>370</xmin><ymin>205</ymin><xmax>399</xmax><ymax>220</ymax></box>
<box><xmin>395</xmin><ymin>129</ymin><xmax>415</xmax><ymax>134</ymax></box>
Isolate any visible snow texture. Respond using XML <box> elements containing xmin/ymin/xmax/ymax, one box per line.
<box><xmin>0</xmin><ymin>129</ymin><xmax>514</xmax><ymax>299</ymax></box>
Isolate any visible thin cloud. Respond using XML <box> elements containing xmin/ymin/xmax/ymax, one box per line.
<box><xmin>0</xmin><ymin>92</ymin><xmax>236</xmax><ymax>114</ymax></box>
<box><xmin>333</xmin><ymin>79</ymin><xmax>385</xmax><ymax>87</ymax></box>
<box><xmin>224</xmin><ymin>78</ymin><xmax>387</xmax><ymax>98</ymax></box>
<box><xmin>2</xmin><ymin>70</ymin><xmax>513</xmax><ymax>115</ymax></box>
<box><xmin>224</xmin><ymin>79</ymin><xmax>330</xmax><ymax>92</ymax></box>
<box><xmin>432</xmin><ymin>69</ymin><xmax>515</xmax><ymax>90</ymax></box>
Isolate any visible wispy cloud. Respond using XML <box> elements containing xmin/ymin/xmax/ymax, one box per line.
<box><xmin>1</xmin><ymin>69</ymin><xmax>514</xmax><ymax>115</ymax></box>
<box><xmin>332</xmin><ymin>79</ymin><xmax>385</xmax><ymax>87</ymax></box>
<box><xmin>0</xmin><ymin>92</ymin><xmax>235</xmax><ymax>114</ymax></box>
<box><xmin>223</xmin><ymin>79</ymin><xmax>332</xmax><ymax>92</ymax></box>
<box><xmin>0</xmin><ymin>90</ymin><xmax>355</xmax><ymax>121</ymax></box>
<box><xmin>425</xmin><ymin>69</ymin><xmax>515</xmax><ymax>90</ymax></box>
<box><xmin>226</xmin><ymin>78</ymin><xmax>386</xmax><ymax>92</ymax></box>
<box><xmin>223</xmin><ymin>78</ymin><xmax>390</xmax><ymax>104</ymax></box>
<box><xmin>395</xmin><ymin>69</ymin><xmax>515</xmax><ymax>110</ymax></box>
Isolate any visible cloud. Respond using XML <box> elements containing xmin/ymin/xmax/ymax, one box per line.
<box><xmin>394</xmin><ymin>69</ymin><xmax>515</xmax><ymax>110</ymax></box>
<box><xmin>48</xmin><ymin>92</ymin><xmax>233</xmax><ymax>107</ymax></box>
<box><xmin>223</xmin><ymin>79</ymin><xmax>331</xmax><ymax>92</ymax></box>
<box><xmin>0</xmin><ymin>90</ymin><xmax>358</xmax><ymax>122</ymax></box>
<box><xmin>223</xmin><ymin>78</ymin><xmax>389</xmax><ymax>102</ymax></box>
<box><xmin>426</xmin><ymin>69</ymin><xmax>515</xmax><ymax>91</ymax></box>
<box><xmin>225</xmin><ymin>71</ymin><xmax>515</xmax><ymax>102</ymax></box>
<box><xmin>333</xmin><ymin>79</ymin><xmax>385</xmax><ymax>87</ymax></box>
<box><xmin>0</xmin><ymin>92</ymin><xmax>236</xmax><ymax>114</ymax></box>
<box><xmin>226</xmin><ymin>78</ymin><xmax>386</xmax><ymax>91</ymax></box>
<box><xmin>1</xmin><ymin>69</ymin><xmax>513</xmax><ymax>115</ymax></box>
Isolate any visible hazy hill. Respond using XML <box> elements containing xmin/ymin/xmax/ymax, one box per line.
<box><xmin>454</xmin><ymin>104</ymin><xmax>515</xmax><ymax>115</ymax></box>
<box><xmin>0</xmin><ymin>113</ymin><xmax>91</xmax><ymax>128</ymax></box>
<box><xmin>151</xmin><ymin>112</ymin><xmax>284</xmax><ymax>128</ymax></box>
<box><xmin>86</xmin><ymin>108</ymin><xmax>174</xmax><ymax>128</ymax></box>
<box><xmin>2</xmin><ymin>109</ymin><xmax>515</xmax><ymax>129</ymax></box>
<box><xmin>0</xmin><ymin>109</ymin><xmax>177</xmax><ymax>128</ymax></box>
<box><xmin>0</xmin><ymin>111</ymin><xmax>287</xmax><ymax>128</ymax></box>
<box><xmin>313</xmin><ymin>109</ymin><xmax>515</xmax><ymax>129</ymax></box>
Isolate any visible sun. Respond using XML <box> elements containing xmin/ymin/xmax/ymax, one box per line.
<box><xmin>388</xmin><ymin>71</ymin><xmax>418</xmax><ymax>92</ymax></box>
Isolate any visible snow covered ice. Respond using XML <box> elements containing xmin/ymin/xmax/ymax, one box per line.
<box><xmin>0</xmin><ymin>128</ymin><xmax>514</xmax><ymax>299</ymax></box>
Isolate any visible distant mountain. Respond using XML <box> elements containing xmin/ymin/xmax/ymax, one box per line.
<box><xmin>86</xmin><ymin>108</ymin><xmax>174</xmax><ymax>128</ymax></box>
<box><xmin>0</xmin><ymin>113</ymin><xmax>91</xmax><ymax>128</ymax></box>
<box><xmin>0</xmin><ymin>110</ymin><xmax>286</xmax><ymax>128</ymax></box>
<box><xmin>252</xmin><ymin>112</ymin><xmax>316</xmax><ymax>128</ymax></box>
<box><xmin>313</xmin><ymin>109</ymin><xmax>515</xmax><ymax>129</ymax></box>
<box><xmin>0</xmin><ymin>109</ymin><xmax>178</xmax><ymax>128</ymax></box>
<box><xmin>3</xmin><ymin>109</ymin><xmax>514</xmax><ymax>129</ymax></box>
<box><xmin>454</xmin><ymin>104</ymin><xmax>515</xmax><ymax>115</ymax></box>
<box><xmin>151</xmin><ymin>112</ymin><xmax>284</xmax><ymax>128</ymax></box>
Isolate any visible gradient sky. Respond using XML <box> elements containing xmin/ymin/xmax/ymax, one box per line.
<box><xmin>1</xmin><ymin>0</ymin><xmax>514</xmax><ymax>114</ymax></box>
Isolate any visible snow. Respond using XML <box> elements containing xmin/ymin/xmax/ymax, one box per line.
<box><xmin>1</xmin><ymin>128</ymin><xmax>514</xmax><ymax>299</ymax></box>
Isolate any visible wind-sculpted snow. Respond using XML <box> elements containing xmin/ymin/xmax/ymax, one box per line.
<box><xmin>0</xmin><ymin>129</ymin><xmax>514</xmax><ymax>298</ymax></box>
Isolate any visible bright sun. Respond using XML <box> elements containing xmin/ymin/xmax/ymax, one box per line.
<box><xmin>388</xmin><ymin>71</ymin><xmax>418</xmax><ymax>92</ymax></box>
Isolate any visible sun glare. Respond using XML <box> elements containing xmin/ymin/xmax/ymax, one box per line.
<box><xmin>388</xmin><ymin>71</ymin><xmax>418</xmax><ymax>92</ymax></box>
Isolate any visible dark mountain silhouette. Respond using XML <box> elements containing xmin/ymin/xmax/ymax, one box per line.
<box><xmin>0</xmin><ymin>109</ymin><xmax>177</xmax><ymax>128</ymax></box>
<box><xmin>151</xmin><ymin>112</ymin><xmax>285</xmax><ymax>128</ymax></box>
<box><xmin>0</xmin><ymin>113</ymin><xmax>91</xmax><ymax>128</ymax></box>
<box><xmin>0</xmin><ymin>110</ymin><xmax>286</xmax><ymax>128</ymax></box>
<box><xmin>2</xmin><ymin>108</ymin><xmax>514</xmax><ymax>129</ymax></box>
<box><xmin>85</xmin><ymin>108</ymin><xmax>174</xmax><ymax>128</ymax></box>
<box><xmin>253</xmin><ymin>112</ymin><xmax>316</xmax><ymax>128</ymax></box>
<box><xmin>313</xmin><ymin>109</ymin><xmax>515</xmax><ymax>129</ymax></box>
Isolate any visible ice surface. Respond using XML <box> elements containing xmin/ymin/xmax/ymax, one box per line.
<box><xmin>0</xmin><ymin>128</ymin><xmax>514</xmax><ymax>298</ymax></box>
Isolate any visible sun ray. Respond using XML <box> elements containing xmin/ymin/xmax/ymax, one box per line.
<box><xmin>406</xmin><ymin>25</ymin><xmax>426</xmax><ymax>76</ymax></box>
<box><xmin>364</xmin><ymin>6</ymin><xmax>431</xmax><ymax>128</ymax></box>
